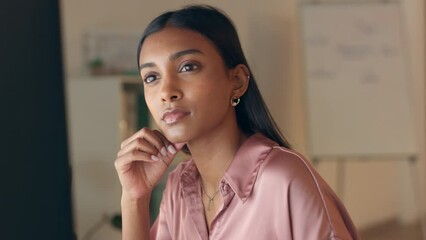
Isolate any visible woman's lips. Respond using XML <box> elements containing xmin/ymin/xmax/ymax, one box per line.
<box><xmin>161</xmin><ymin>109</ymin><xmax>190</xmax><ymax>124</ymax></box>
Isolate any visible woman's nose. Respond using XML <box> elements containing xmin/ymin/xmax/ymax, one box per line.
<box><xmin>160</xmin><ymin>76</ymin><xmax>183</xmax><ymax>103</ymax></box>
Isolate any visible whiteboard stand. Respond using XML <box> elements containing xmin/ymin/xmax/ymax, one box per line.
<box><xmin>312</xmin><ymin>154</ymin><xmax>426</xmax><ymax>238</ymax></box>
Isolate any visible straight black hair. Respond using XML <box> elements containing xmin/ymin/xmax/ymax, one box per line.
<box><xmin>137</xmin><ymin>5</ymin><xmax>291</xmax><ymax>149</ymax></box>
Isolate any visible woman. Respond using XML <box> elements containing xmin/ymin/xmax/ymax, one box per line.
<box><xmin>114</xmin><ymin>5</ymin><xmax>359</xmax><ymax>240</ymax></box>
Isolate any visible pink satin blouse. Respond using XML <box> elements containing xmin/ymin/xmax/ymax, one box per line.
<box><xmin>150</xmin><ymin>133</ymin><xmax>360</xmax><ymax>239</ymax></box>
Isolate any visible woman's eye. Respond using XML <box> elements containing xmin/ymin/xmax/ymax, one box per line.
<box><xmin>144</xmin><ymin>74</ymin><xmax>158</xmax><ymax>84</ymax></box>
<box><xmin>179</xmin><ymin>63</ymin><xmax>199</xmax><ymax>73</ymax></box>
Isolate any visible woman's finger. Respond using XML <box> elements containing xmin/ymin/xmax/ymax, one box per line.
<box><xmin>117</xmin><ymin>137</ymin><xmax>159</xmax><ymax>158</ymax></box>
<box><xmin>120</xmin><ymin>128</ymin><xmax>166</xmax><ymax>154</ymax></box>
<box><xmin>173</xmin><ymin>142</ymin><xmax>186</xmax><ymax>151</ymax></box>
<box><xmin>114</xmin><ymin>149</ymin><xmax>159</xmax><ymax>171</ymax></box>
<box><xmin>153</xmin><ymin>130</ymin><xmax>177</xmax><ymax>155</ymax></box>
<box><xmin>152</xmin><ymin>130</ymin><xmax>187</xmax><ymax>155</ymax></box>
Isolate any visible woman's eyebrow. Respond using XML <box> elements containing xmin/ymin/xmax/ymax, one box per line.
<box><xmin>139</xmin><ymin>49</ymin><xmax>204</xmax><ymax>70</ymax></box>
<box><xmin>170</xmin><ymin>48</ymin><xmax>204</xmax><ymax>61</ymax></box>
<box><xmin>139</xmin><ymin>62</ymin><xmax>155</xmax><ymax>71</ymax></box>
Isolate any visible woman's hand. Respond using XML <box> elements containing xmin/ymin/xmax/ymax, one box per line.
<box><xmin>114</xmin><ymin>128</ymin><xmax>184</xmax><ymax>200</ymax></box>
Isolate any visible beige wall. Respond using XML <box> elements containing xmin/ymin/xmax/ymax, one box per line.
<box><xmin>61</xmin><ymin>0</ymin><xmax>425</xmax><ymax>236</ymax></box>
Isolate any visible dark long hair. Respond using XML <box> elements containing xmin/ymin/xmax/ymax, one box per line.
<box><xmin>137</xmin><ymin>5</ymin><xmax>291</xmax><ymax>149</ymax></box>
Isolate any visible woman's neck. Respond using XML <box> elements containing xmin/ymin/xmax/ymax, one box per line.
<box><xmin>187</xmin><ymin>125</ymin><xmax>246</xmax><ymax>192</ymax></box>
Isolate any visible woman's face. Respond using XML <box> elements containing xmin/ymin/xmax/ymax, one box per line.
<box><xmin>139</xmin><ymin>27</ymin><xmax>237</xmax><ymax>144</ymax></box>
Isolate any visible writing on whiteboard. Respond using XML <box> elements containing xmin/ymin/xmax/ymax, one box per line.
<box><xmin>301</xmin><ymin>3</ymin><xmax>416</xmax><ymax>156</ymax></box>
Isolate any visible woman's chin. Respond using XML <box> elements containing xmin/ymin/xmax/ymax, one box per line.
<box><xmin>162</xmin><ymin>129</ymin><xmax>189</xmax><ymax>144</ymax></box>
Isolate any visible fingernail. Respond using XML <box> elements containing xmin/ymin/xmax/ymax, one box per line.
<box><xmin>167</xmin><ymin>145</ymin><xmax>176</xmax><ymax>154</ymax></box>
<box><xmin>151</xmin><ymin>155</ymin><xmax>159</xmax><ymax>161</ymax></box>
<box><xmin>160</xmin><ymin>147</ymin><xmax>167</xmax><ymax>157</ymax></box>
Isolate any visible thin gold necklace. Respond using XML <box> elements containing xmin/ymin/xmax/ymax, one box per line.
<box><xmin>199</xmin><ymin>154</ymin><xmax>236</xmax><ymax>211</ymax></box>
<box><xmin>201</xmin><ymin>183</ymin><xmax>220</xmax><ymax>211</ymax></box>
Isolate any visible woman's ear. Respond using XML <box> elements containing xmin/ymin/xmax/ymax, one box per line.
<box><xmin>230</xmin><ymin>64</ymin><xmax>250</xmax><ymax>97</ymax></box>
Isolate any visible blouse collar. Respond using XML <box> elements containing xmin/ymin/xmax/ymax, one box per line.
<box><xmin>180</xmin><ymin>133</ymin><xmax>278</xmax><ymax>202</ymax></box>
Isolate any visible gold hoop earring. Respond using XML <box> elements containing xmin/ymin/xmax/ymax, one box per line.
<box><xmin>231</xmin><ymin>97</ymin><xmax>240</xmax><ymax>107</ymax></box>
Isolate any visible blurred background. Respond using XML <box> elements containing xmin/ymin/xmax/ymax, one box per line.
<box><xmin>2</xmin><ymin>0</ymin><xmax>424</xmax><ymax>239</ymax></box>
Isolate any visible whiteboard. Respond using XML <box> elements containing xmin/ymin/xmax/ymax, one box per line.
<box><xmin>300</xmin><ymin>2</ymin><xmax>416</xmax><ymax>157</ymax></box>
